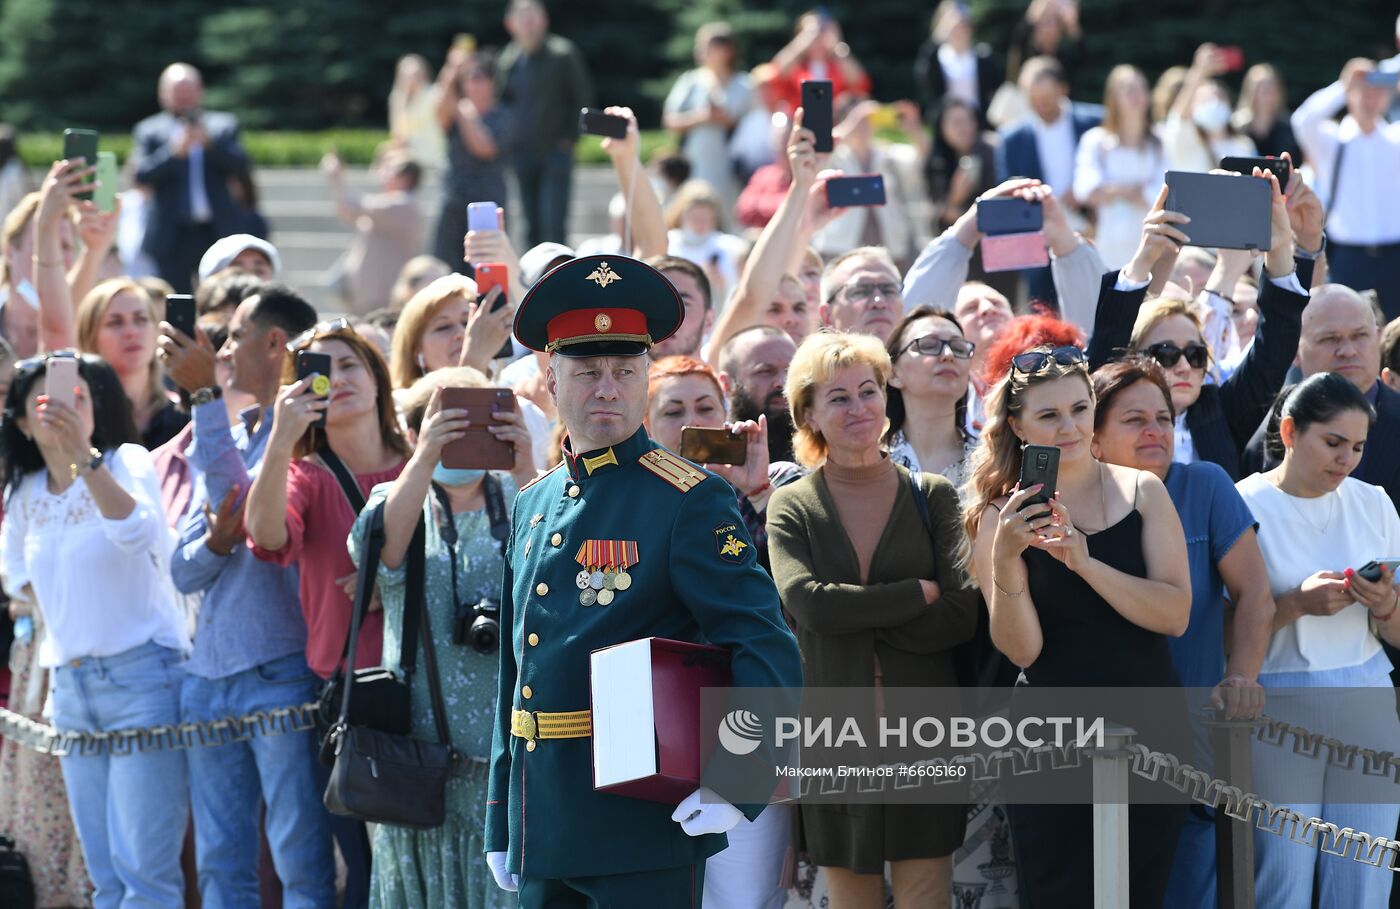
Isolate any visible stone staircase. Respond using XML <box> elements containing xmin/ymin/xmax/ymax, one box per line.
<box><xmin>258</xmin><ymin>165</ymin><xmax>621</xmax><ymax>313</ymax></box>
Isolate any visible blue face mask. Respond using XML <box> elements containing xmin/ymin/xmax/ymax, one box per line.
<box><xmin>433</xmin><ymin>463</ymin><xmax>486</xmax><ymax>487</ymax></box>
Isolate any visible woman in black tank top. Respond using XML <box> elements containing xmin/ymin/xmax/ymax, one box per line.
<box><xmin>964</xmin><ymin>345</ymin><xmax>1193</xmax><ymax>907</ymax></box>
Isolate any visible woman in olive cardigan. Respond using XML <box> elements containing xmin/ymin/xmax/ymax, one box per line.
<box><xmin>766</xmin><ymin>331</ymin><xmax>978</xmax><ymax>908</ymax></box>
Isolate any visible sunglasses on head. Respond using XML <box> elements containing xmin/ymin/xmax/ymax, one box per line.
<box><xmin>287</xmin><ymin>317</ymin><xmax>353</xmax><ymax>353</ymax></box>
<box><xmin>13</xmin><ymin>350</ymin><xmax>78</xmax><ymax>378</ymax></box>
<box><xmin>1142</xmin><ymin>341</ymin><xmax>1208</xmax><ymax>370</ymax></box>
<box><xmin>1010</xmin><ymin>345</ymin><xmax>1085</xmax><ymax>374</ymax></box>
<box><xmin>901</xmin><ymin>335</ymin><xmax>976</xmax><ymax>360</ymax></box>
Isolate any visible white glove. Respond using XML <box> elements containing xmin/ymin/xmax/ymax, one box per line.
<box><xmin>486</xmin><ymin>851</ymin><xmax>519</xmax><ymax>892</ymax></box>
<box><xmin>670</xmin><ymin>786</ymin><xmax>744</xmax><ymax>836</ymax></box>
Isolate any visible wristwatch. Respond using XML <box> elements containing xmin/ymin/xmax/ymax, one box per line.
<box><xmin>69</xmin><ymin>447</ymin><xmax>103</xmax><ymax>481</ymax></box>
<box><xmin>191</xmin><ymin>385</ymin><xmax>223</xmax><ymax>406</ymax></box>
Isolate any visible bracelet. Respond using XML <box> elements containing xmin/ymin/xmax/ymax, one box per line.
<box><xmin>1371</xmin><ymin>592</ymin><xmax>1399</xmax><ymax>624</ymax></box>
<box><xmin>992</xmin><ymin>575</ymin><xmax>1024</xmax><ymax>598</ymax></box>
<box><xmin>1219</xmin><ymin>673</ymin><xmax>1251</xmax><ymax>686</ymax></box>
<box><xmin>743</xmin><ymin>480</ymin><xmax>771</xmax><ymax>499</ymax></box>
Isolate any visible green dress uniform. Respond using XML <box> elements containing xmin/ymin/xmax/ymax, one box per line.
<box><xmin>484</xmin><ymin>255</ymin><xmax>803</xmax><ymax>905</ymax></box>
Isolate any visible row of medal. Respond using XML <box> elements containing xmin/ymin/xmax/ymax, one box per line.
<box><xmin>574</xmin><ymin>540</ymin><xmax>638</xmax><ymax>607</ymax></box>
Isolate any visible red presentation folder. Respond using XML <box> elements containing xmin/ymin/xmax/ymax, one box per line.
<box><xmin>590</xmin><ymin>637</ymin><xmax>731</xmax><ymax>804</ymax></box>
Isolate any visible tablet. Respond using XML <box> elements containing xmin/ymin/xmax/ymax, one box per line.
<box><xmin>1164</xmin><ymin>171</ymin><xmax>1272</xmax><ymax>251</ymax></box>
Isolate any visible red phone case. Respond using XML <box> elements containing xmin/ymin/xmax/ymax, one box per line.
<box><xmin>980</xmin><ymin>231</ymin><xmax>1049</xmax><ymax>273</ymax></box>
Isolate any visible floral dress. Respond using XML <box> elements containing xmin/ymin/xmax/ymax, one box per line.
<box><xmin>350</xmin><ymin>479</ymin><xmax>517</xmax><ymax>909</ymax></box>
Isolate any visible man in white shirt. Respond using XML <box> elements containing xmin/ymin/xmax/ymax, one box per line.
<box><xmin>1292</xmin><ymin>58</ymin><xmax>1400</xmax><ymax>320</ymax></box>
<box><xmin>994</xmin><ymin>57</ymin><xmax>1101</xmax><ymax>304</ymax></box>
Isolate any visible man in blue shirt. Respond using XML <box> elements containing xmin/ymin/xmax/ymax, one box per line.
<box><xmin>160</xmin><ymin>285</ymin><xmax>331</xmax><ymax>908</ymax></box>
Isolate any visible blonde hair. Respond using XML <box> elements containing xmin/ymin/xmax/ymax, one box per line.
<box><xmin>1128</xmin><ymin>297</ymin><xmax>1206</xmax><ymax>350</ymax></box>
<box><xmin>784</xmin><ymin>330</ymin><xmax>891</xmax><ymax>468</ymax></box>
<box><xmin>76</xmin><ymin>278</ymin><xmax>166</xmax><ymax>414</ymax></box>
<box><xmin>665</xmin><ymin>180</ymin><xmax>725</xmax><ymax>232</ymax></box>
<box><xmin>0</xmin><ymin>193</ymin><xmax>41</xmax><ymax>287</ymax></box>
<box><xmin>962</xmin><ymin>353</ymin><xmax>1093</xmax><ymax>567</ymax></box>
<box><xmin>390</xmin><ymin>255</ymin><xmax>452</xmax><ymax>309</ymax></box>
<box><xmin>391</xmin><ymin>273</ymin><xmax>478</xmax><ymax>389</ymax></box>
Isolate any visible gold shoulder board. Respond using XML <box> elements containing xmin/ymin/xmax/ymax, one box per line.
<box><xmin>639</xmin><ymin>450</ymin><xmax>706</xmax><ymax>493</ymax></box>
<box><xmin>520</xmin><ymin>461</ymin><xmax>564</xmax><ymax>492</ymax></box>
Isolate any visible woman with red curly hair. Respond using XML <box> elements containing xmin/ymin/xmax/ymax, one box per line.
<box><xmin>979</xmin><ymin>314</ymin><xmax>1085</xmax><ymax>388</ymax></box>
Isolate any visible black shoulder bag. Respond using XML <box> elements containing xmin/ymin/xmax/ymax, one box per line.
<box><xmin>323</xmin><ymin>502</ymin><xmax>458</xmax><ymax>829</ymax></box>
<box><xmin>314</xmin><ymin>451</ymin><xmax>412</xmax><ymax>757</ymax></box>
<box><xmin>907</xmin><ymin>471</ymin><xmax>1012</xmax><ymax>694</ymax></box>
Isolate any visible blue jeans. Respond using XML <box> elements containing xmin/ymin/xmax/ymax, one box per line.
<box><xmin>1253</xmin><ymin>652</ymin><xmax>1400</xmax><ymax>909</ymax></box>
<box><xmin>51</xmin><ymin>641</ymin><xmax>189</xmax><ymax>909</ymax></box>
<box><xmin>181</xmin><ymin>653</ymin><xmax>334</xmax><ymax>909</ymax></box>
<box><xmin>513</xmin><ymin>148</ymin><xmax>574</xmax><ymax>247</ymax></box>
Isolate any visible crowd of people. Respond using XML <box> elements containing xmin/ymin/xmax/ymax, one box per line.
<box><xmin>3</xmin><ymin>1</ymin><xmax>1400</xmax><ymax>907</ymax></box>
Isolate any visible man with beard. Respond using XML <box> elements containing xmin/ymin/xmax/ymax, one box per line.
<box><xmin>646</xmin><ymin>255</ymin><xmax>713</xmax><ymax>358</ymax></box>
<box><xmin>719</xmin><ymin>325</ymin><xmax>798</xmax><ymax>464</ymax></box>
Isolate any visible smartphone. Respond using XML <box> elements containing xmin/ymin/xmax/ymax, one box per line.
<box><xmin>45</xmin><ymin>354</ymin><xmax>79</xmax><ymax>410</ymax></box>
<box><xmin>1165</xmin><ymin>170</ymin><xmax>1271</xmax><ymax>251</ymax></box>
<box><xmin>1017</xmin><ymin>444</ymin><xmax>1060</xmax><ymax>518</ymax></box>
<box><xmin>62</xmin><ymin>129</ymin><xmax>99</xmax><ymax>201</ymax></box>
<box><xmin>579</xmin><ymin>108</ymin><xmax>629</xmax><ymax>140</ymax></box>
<box><xmin>94</xmin><ymin>151</ymin><xmax>118</xmax><ymax>214</ymax></box>
<box><xmin>825</xmin><ymin>174</ymin><xmax>886</xmax><ymax>208</ymax></box>
<box><xmin>1364</xmin><ymin>70</ymin><xmax>1400</xmax><ymax>88</ymax></box>
<box><xmin>679</xmin><ymin>426</ymin><xmax>747</xmax><ymax>466</ymax></box>
<box><xmin>1357</xmin><ymin>559</ymin><xmax>1400</xmax><ymax>582</ymax></box>
<box><xmin>475</xmin><ymin>262</ymin><xmax>509</xmax><ymax>312</ymax></box>
<box><xmin>981</xmin><ymin>231</ymin><xmax>1049</xmax><ymax>272</ymax></box>
<box><xmin>800</xmin><ymin>80</ymin><xmax>834</xmax><ymax>153</ymax></box>
<box><xmin>164</xmin><ymin>294</ymin><xmax>197</xmax><ymax>341</ymax></box>
<box><xmin>977</xmin><ymin>198</ymin><xmax>1043</xmax><ymax>235</ymax></box>
<box><xmin>1220</xmin><ymin>155</ymin><xmax>1291</xmax><ymax>189</ymax></box>
<box><xmin>467</xmin><ymin>201</ymin><xmax>500</xmax><ymax>233</ymax></box>
<box><xmin>295</xmin><ymin>351</ymin><xmax>333</xmax><ymax>428</ymax></box>
<box><xmin>440</xmin><ymin>387</ymin><xmax>516</xmax><ymax>470</ymax></box>
<box><xmin>1218</xmin><ymin>46</ymin><xmax>1245</xmax><ymax>73</ymax></box>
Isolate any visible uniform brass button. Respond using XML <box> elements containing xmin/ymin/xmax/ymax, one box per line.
<box><xmin>526</xmin><ymin>740</ymin><xmax>537</xmax><ymax>752</ymax></box>
<box><xmin>568</xmin><ymin>485</ymin><xmax>580</xmax><ymax>498</ymax></box>
<box><xmin>522</xmin><ymin>685</ymin><xmax>533</xmax><ymax>699</ymax></box>
<box><xmin>536</xmin><ymin>582</ymin><xmax>549</xmax><ymax>596</ymax></box>
<box><xmin>551</xmin><ymin>533</ymin><xmax>562</xmax><ymax>547</ymax></box>
<box><xmin>528</xmin><ymin>633</ymin><xmax>540</xmax><ymax>646</ymax></box>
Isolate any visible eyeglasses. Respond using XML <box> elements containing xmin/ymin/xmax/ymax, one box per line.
<box><xmin>1010</xmin><ymin>345</ymin><xmax>1085</xmax><ymax>374</ymax></box>
<box><xmin>901</xmin><ymin>335</ymin><xmax>976</xmax><ymax>360</ymax></box>
<box><xmin>831</xmin><ymin>281</ymin><xmax>902</xmax><ymax>305</ymax></box>
<box><xmin>1142</xmin><ymin>341</ymin><xmax>1208</xmax><ymax>370</ymax></box>
<box><xmin>287</xmin><ymin>318</ymin><xmax>353</xmax><ymax>352</ymax></box>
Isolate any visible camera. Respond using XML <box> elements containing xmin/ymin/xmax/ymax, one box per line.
<box><xmin>454</xmin><ymin>596</ymin><xmax>500</xmax><ymax>654</ymax></box>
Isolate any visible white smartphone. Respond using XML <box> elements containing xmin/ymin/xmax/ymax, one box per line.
<box><xmin>45</xmin><ymin>355</ymin><xmax>79</xmax><ymax>409</ymax></box>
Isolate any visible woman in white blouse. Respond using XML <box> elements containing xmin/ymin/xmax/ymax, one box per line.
<box><xmin>1</xmin><ymin>353</ymin><xmax>188</xmax><ymax>907</ymax></box>
<box><xmin>1162</xmin><ymin>43</ymin><xmax>1255</xmax><ymax>173</ymax></box>
<box><xmin>1235</xmin><ymin>373</ymin><xmax>1400</xmax><ymax>909</ymax></box>
<box><xmin>882</xmin><ymin>305</ymin><xmax>976</xmax><ymax>491</ymax></box>
<box><xmin>662</xmin><ymin>22</ymin><xmax>753</xmax><ymax>208</ymax></box>
<box><xmin>1073</xmin><ymin>65</ymin><xmax>1164</xmax><ymax>269</ymax></box>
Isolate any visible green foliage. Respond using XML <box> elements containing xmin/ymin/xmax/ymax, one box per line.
<box><xmin>0</xmin><ymin>0</ymin><xmax>1395</xmax><ymax>135</ymax></box>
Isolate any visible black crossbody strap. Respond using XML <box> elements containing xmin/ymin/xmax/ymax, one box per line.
<box><xmin>1326</xmin><ymin>137</ymin><xmax>1349</xmax><ymax>231</ymax></box>
<box><xmin>482</xmin><ymin>474</ymin><xmax>510</xmax><ymax>557</ymax></box>
<box><xmin>337</xmin><ymin>502</ymin><xmax>385</xmax><ymax>724</ymax></box>
<box><xmin>398</xmin><ymin>515</ymin><xmax>426</xmax><ymax>679</ymax></box>
<box><xmin>409</xmin><ymin>508</ymin><xmax>454</xmax><ymax>748</ymax></box>
<box><xmin>907</xmin><ymin>471</ymin><xmax>934</xmax><ymax>539</ymax></box>
<box><xmin>320</xmin><ymin>448</ymin><xmax>368</xmax><ymax>513</ymax></box>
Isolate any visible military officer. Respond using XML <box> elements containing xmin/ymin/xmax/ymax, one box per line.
<box><xmin>484</xmin><ymin>255</ymin><xmax>803</xmax><ymax>906</ymax></box>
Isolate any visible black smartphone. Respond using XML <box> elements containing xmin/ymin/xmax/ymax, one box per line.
<box><xmin>801</xmin><ymin>80</ymin><xmax>834</xmax><ymax>153</ymax></box>
<box><xmin>1220</xmin><ymin>155</ymin><xmax>1292</xmax><ymax>188</ymax></box>
<box><xmin>1017</xmin><ymin>444</ymin><xmax>1060</xmax><ymax>517</ymax></box>
<box><xmin>579</xmin><ymin>108</ymin><xmax>629</xmax><ymax>140</ymax></box>
<box><xmin>1165</xmin><ymin>170</ymin><xmax>1271</xmax><ymax>251</ymax></box>
<box><xmin>977</xmin><ymin>198</ymin><xmax>1044</xmax><ymax>236</ymax></box>
<box><xmin>825</xmin><ymin>174</ymin><xmax>887</xmax><ymax>208</ymax></box>
<box><xmin>679</xmin><ymin>426</ymin><xmax>747</xmax><ymax>466</ymax></box>
<box><xmin>295</xmin><ymin>351</ymin><xmax>333</xmax><ymax>427</ymax></box>
<box><xmin>164</xmin><ymin>294</ymin><xmax>196</xmax><ymax>341</ymax></box>
<box><xmin>1357</xmin><ymin>559</ymin><xmax>1400</xmax><ymax>582</ymax></box>
<box><xmin>62</xmin><ymin>129</ymin><xmax>99</xmax><ymax>201</ymax></box>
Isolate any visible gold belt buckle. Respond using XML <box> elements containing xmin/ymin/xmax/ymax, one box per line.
<box><xmin>513</xmin><ymin>709</ymin><xmax>538</xmax><ymax>743</ymax></box>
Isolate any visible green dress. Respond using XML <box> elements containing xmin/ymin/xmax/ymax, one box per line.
<box><xmin>351</xmin><ymin>480</ymin><xmax>517</xmax><ymax>909</ymax></box>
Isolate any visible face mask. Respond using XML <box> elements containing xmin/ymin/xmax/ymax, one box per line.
<box><xmin>679</xmin><ymin>228</ymin><xmax>710</xmax><ymax>247</ymax></box>
<box><xmin>1192</xmin><ymin>100</ymin><xmax>1231</xmax><ymax>134</ymax></box>
<box><xmin>433</xmin><ymin>463</ymin><xmax>486</xmax><ymax>487</ymax></box>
